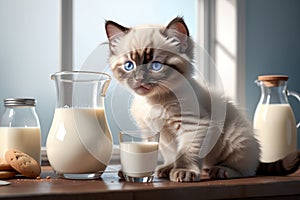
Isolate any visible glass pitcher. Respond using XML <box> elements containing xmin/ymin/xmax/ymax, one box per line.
<box><xmin>253</xmin><ymin>75</ymin><xmax>299</xmax><ymax>163</ymax></box>
<box><xmin>46</xmin><ymin>71</ymin><xmax>112</xmax><ymax>179</ymax></box>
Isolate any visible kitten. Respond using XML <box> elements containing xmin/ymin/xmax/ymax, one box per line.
<box><xmin>105</xmin><ymin>17</ymin><xmax>300</xmax><ymax>182</ymax></box>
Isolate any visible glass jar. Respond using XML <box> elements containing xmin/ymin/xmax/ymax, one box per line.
<box><xmin>253</xmin><ymin>75</ymin><xmax>299</xmax><ymax>163</ymax></box>
<box><xmin>0</xmin><ymin>98</ymin><xmax>41</xmax><ymax>163</ymax></box>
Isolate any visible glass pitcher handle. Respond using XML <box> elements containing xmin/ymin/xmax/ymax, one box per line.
<box><xmin>287</xmin><ymin>90</ymin><xmax>300</xmax><ymax>128</ymax></box>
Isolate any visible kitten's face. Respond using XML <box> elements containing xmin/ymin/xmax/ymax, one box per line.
<box><xmin>105</xmin><ymin>17</ymin><xmax>193</xmax><ymax>97</ymax></box>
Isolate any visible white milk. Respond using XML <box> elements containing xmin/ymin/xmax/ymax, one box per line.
<box><xmin>254</xmin><ymin>104</ymin><xmax>297</xmax><ymax>162</ymax></box>
<box><xmin>46</xmin><ymin>108</ymin><xmax>112</xmax><ymax>174</ymax></box>
<box><xmin>0</xmin><ymin>127</ymin><xmax>41</xmax><ymax>163</ymax></box>
<box><xmin>120</xmin><ymin>142</ymin><xmax>159</xmax><ymax>177</ymax></box>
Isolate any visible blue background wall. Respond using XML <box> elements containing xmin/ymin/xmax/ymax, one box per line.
<box><xmin>245</xmin><ymin>0</ymin><xmax>300</xmax><ymax>147</ymax></box>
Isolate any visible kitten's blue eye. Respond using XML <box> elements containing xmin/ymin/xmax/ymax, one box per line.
<box><xmin>124</xmin><ymin>61</ymin><xmax>135</xmax><ymax>71</ymax></box>
<box><xmin>151</xmin><ymin>61</ymin><xmax>163</xmax><ymax>71</ymax></box>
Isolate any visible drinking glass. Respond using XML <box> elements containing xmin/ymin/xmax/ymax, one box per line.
<box><xmin>119</xmin><ymin>130</ymin><xmax>160</xmax><ymax>183</ymax></box>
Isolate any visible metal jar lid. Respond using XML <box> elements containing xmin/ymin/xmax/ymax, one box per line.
<box><xmin>4</xmin><ymin>98</ymin><xmax>36</xmax><ymax>107</ymax></box>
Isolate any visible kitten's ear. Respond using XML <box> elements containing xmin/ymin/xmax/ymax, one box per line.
<box><xmin>165</xmin><ymin>17</ymin><xmax>190</xmax><ymax>52</ymax></box>
<box><xmin>166</xmin><ymin>17</ymin><xmax>190</xmax><ymax>36</ymax></box>
<box><xmin>105</xmin><ymin>20</ymin><xmax>129</xmax><ymax>52</ymax></box>
<box><xmin>105</xmin><ymin>20</ymin><xmax>129</xmax><ymax>39</ymax></box>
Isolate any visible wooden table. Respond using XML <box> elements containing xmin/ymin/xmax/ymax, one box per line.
<box><xmin>1</xmin><ymin>166</ymin><xmax>300</xmax><ymax>200</ymax></box>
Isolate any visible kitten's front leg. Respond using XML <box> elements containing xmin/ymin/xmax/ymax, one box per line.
<box><xmin>169</xmin><ymin>128</ymin><xmax>203</xmax><ymax>182</ymax></box>
<box><xmin>156</xmin><ymin>134</ymin><xmax>176</xmax><ymax>178</ymax></box>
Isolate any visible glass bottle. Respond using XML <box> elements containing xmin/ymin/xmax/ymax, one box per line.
<box><xmin>0</xmin><ymin>98</ymin><xmax>41</xmax><ymax>163</ymax></box>
<box><xmin>253</xmin><ymin>75</ymin><xmax>299</xmax><ymax>163</ymax></box>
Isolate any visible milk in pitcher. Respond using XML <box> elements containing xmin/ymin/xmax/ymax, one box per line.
<box><xmin>254</xmin><ymin>104</ymin><xmax>296</xmax><ymax>162</ymax></box>
<box><xmin>46</xmin><ymin>107</ymin><xmax>112</xmax><ymax>174</ymax></box>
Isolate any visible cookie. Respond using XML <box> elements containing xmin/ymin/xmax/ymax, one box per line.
<box><xmin>5</xmin><ymin>149</ymin><xmax>41</xmax><ymax>178</ymax></box>
<box><xmin>0</xmin><ymin>171</ymin><xmax>16</xmax><ymax>179</ymax></box>
<box><xmin>0</xmin><ymin>158</ymin><xmax>14</xmax><ymax>171</ymax></box>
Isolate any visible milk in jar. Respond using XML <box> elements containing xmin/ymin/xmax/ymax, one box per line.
<box><xmin>0</xmin><ymin>127</ymin><xmax>41</xmax><ymax>162</ymax></box>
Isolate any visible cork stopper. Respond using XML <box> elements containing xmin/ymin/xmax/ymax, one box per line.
<box><xmin>258</xmin><ymin>75</ymin><xmax>288</xmax><ymax>87</ymax></box>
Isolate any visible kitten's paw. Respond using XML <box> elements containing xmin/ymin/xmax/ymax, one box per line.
<box><xmin>156</xmin><ymin>164</ymin><xmax>173</xmax><ymax>178</ymax></box>
<box><xmin>208</xmin><ymin>166</ymin><xmax>241</xmax><ymax>179</ymax></box>
<box><xmin>169</xmin><ymin>168</ymin><xmax>201</xmax><ymax>182</ymax></box>
<box><xmin>208</xmin><ymin>166</ymin><xmax>229</xmax><ymax>179</ymax></box>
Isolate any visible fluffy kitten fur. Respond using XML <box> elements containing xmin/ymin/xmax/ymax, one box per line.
<box><xmin>105</xmin><ymin>17</ymin><xmax>299</xmax><ymax>182</ymax></box>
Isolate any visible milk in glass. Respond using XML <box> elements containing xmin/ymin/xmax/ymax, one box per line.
<box><xmin>120</xmin><ymin>141</ymin><xmax>159</xmax><ymax>177</ymax></box>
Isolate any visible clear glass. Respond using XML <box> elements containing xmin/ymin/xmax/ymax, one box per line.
<box><xmin>0</xmin><ymin>99</ymin><xmax>41</xmax><ymax>163</ymax></box>
<box><xmin>119</xmin><ymin>130</ymin><xmax>160</xmax><ymax>183</ymax></box>
<box><xmin>253</xmin><ymin>79</ymin><xmax>299</xmax><ymax>162</ymax></box>
<box><xmin>46</xmin><ymin>71</ymin><xmax>113</xmax><ymax>179</ymax></box>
